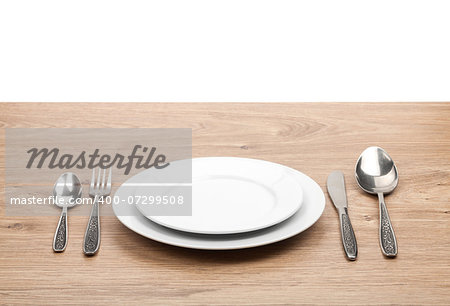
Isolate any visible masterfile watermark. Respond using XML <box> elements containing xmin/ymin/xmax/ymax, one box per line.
<box><xmin>26</xmin><ymin>145</ymin><xmax>169</xmax><ymax>175</ymax></box>
<box><xmin>5</xmin><ymin>128</ymin><xmax>192</xmax><ymax>217</ymax></box>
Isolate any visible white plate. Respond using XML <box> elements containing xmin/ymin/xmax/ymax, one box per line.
<box><xmin>135</xmin><ymin>158</ymin><xmax>304</xmax><ymax>234</ymax></box>
<box><xmin>112</xmin><ymin>161</ymin><xmax>325</xmax><ymax>250</ymax></box>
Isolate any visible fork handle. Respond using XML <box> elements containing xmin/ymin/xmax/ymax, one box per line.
<box><xmin>83</xmin><ymin>197</ymin><xmax>100</xmax><ymax>255</ymax></box>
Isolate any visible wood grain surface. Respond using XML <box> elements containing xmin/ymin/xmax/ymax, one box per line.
<box><xmin>0</xmin><ymin>103</ymin><xmax>449</xmax><ymax>305</ymax></box>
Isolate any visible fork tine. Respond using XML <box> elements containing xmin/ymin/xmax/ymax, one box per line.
<box><xmin>96</xmin><ymin>167</ymin><xmax>101</xmax><ymax>189</ymax></box>
<box><xmin>90</xmin><ymin>168</ymin><xmax>95</xmax><ymax>190</ymax></box>
<box><xmin>107</xmin><ymin>168</ymin><xmax>112</xmax><ymax>190</ymax></box>
<box><xmin>101</xmin><ymin>168</ymin><xmax>106</xmax><ymax>189</ymax></box>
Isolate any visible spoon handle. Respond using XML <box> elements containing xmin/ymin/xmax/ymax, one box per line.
<box><xmin>378</xmin><ymin>193</ymin><xmax>398</xmax><ymax>257</ymax></box>
<box><xmin>83</xmin><ymin>196</ymin><xmax>100</xmax><ymax>255</ymax></box>
<box><xmin>53</xmin><ymin>207</ymin><xmax>68</xmax><ymax>252</ymax></box>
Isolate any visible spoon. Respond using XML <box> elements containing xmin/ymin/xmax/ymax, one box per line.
<box><xmin>52</xmin><ymin>172</ymin><xmax>82</xmax><ymax>252</ymax></box>
<box><xmin>355</xmin><ymin>146</ymin><xmax>398</xmax><ymax>257</ymax></box>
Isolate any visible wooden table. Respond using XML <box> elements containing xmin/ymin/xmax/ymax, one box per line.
<box><xmin>1</xmin><ymin>103</ymin><xmax>449</xmax><ymax>305</ymax></box>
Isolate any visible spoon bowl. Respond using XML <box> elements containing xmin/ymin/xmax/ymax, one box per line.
<box><xmin>355</xmin><ymin>146</ymin><xmax>398</xmax><ymax>257</ymax></box>
<box><xmin>53</xmin><ymin>172</ymin><xmax>82</xmax><ymax>208</ymax></box>
<box><xmin>355</xmin><ymin>146</ymin><xmax>399</xmax><ymax>194</ymax></box>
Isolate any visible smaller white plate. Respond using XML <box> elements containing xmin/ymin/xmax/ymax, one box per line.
<box><xmin>135</xmin><ymin>158</ymin><xmax>304</xmax><ymax>234</ymax></box>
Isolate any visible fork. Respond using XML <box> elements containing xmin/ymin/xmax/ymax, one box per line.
<box><xmin>83</xmin><ymin>167</ymin><xmax>112</xmax><ymax>255</ymax></box>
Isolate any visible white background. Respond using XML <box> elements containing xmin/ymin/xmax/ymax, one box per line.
<box><xmin>0</xmin><ymin>0</ymin><xmax>449</xmax><ymax>102</ymax></box>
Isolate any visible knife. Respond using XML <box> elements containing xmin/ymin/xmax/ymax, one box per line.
<box><xmin>327</xmin><ymin>171</ymin><xmax>357</xmax><ymax>260</ymax></box>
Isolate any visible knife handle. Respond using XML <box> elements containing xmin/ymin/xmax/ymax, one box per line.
<box><xmin>339</xmin><ymin>208</ymin><xmax>357</xmax><ymax>260</ymax></box>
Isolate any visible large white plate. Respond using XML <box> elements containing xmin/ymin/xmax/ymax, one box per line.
<box><xmin>136</xmin><ymin>158</ymin><xmax>304</xmax><ymax>234</ymax></box>
<box><xmin>112</xmin><ymin>160</ymin><xmax>325</xmax><ymax>250</ymax></box>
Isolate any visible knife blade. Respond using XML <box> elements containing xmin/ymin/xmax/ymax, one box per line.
<box><xmin>327</xmin><ymin>171</ymin><xmax>348</xmax><ymax>210</ymax></box>
<box><xmin>327</xmin><ymin>171</ymin><xmax>357</xmax><ymax>260</ymax></box>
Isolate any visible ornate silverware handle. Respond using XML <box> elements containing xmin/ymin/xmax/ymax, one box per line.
<box><xmin>378</xmin><ymin>193</ymin><xmax>397</xmax><ymax>257</ymax></box>
<box><xmin>339</xmin><ymin>208</ymin><xmax>357</xmax><ymax>260</ymax></box>
<box><xmin>53</xmin><ymin>207</ymin><xmax>68</xmax><ymax>252</ymax></box>
<box><xmin>83</xmin><ymin>197</ymin><xmax>101</xmax><ymax>255</ymax></box>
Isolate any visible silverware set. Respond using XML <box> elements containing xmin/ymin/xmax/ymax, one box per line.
<box><xmin>52</xmin><ymin>167</ymin><xmax>112</xmax><ymax>256</ymax></box>
<box><xmin>327</xmin><ymin>146</ymin><xmax>398</xmax><ymax>260</ymax></box>
<box><xmin>52</xmin><ymin>146</ymin><xmax>398</xmax><ymax>259</ymax></box>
